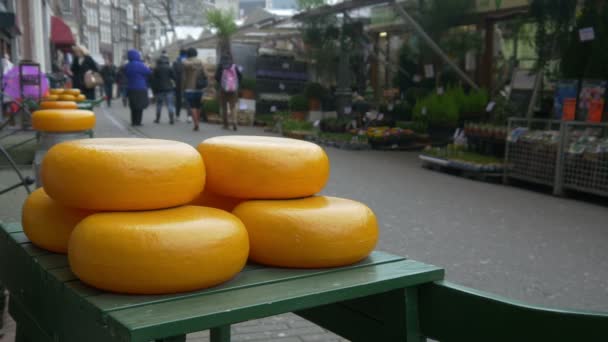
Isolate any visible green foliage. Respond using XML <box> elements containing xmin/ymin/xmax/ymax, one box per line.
<box><xmin>529</xmin><ymin>0</ymin><xmax>578</xmax><ymax>70</ymax></box>
<box><xmin>559</xmin><ymin>0</ymin><xmax>608</xmax><ymax>80</ymax></box>
<box><xmin>393</xmin><ymin>44</ymin><xmax>419</xmax><ymax>94</ymax></box>
<box><xmin>289</xmin><ymin>94</ymin><xmax>308</xmax><ymax>111</ymax></box>
<box><xmin>203</xmin><ymin>98</ymin><xmax>220</xmax><ymax>113</ymax></box>
<box><xmin>304</xmin><ymin>82</ymin><xmax>327</xmax><ymax>100</ymax></box>
<box><xmin>420</xmin><ymin>0</ymin><xmax>476</xmax><ymax>38</ymax></box>
<box><xmin>449</xmin><ymin>86</ymin><xmax>488</xmax><ymax>114</ymax></box>
<box><xmin>282</xmin><ymin>119</ymin><xmax>313</xmax><ymax>132</ymax></box>
<box><xmin>413</xmin><ymin>92</ymin><xmax>459</xmax><ymax>128</ymax></box>
<box><xmin>391</xmin><ymin>101</ymin><xmax>413</xmax><ymax>121</ymax></box>
<box><xmin>205</xmin><ymin>9</ymin><xmax>238</xmax><ymax>39</ymax></box>
<box><xmin>439</xmin><ymin>28</ymin><xmax>483</xmax><ymax>63</ymax></box>
<box><xmin>395</xmin><ymin>121</ymin><xmax>427</xmax><ymax>134</ymax></box>
<box><xmin>297</xmin><ymin>0</ymin><xmax>325</xmax><ymax>10</ymax></box>
<box><xmin>320</xmin><ymin>117</ymin><xmax>352</xmax><ymax>133</ymax></box>
<box><xmin>240</xmin><ymin>77</ymin><xmax>256</xmax><ymax>91</ymax></box>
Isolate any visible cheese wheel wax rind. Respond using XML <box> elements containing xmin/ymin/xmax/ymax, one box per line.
<box><xmin>190</xmin><ymin>188</ymin><xmax>244</xmax><ymax>212</ymax></box>
<box><xmin>198</xmin><ymin>136</ymin><xmax>330</xmax><ymax>199</ymax></box>
<box><xmin>233</xmin><ymin>196</ymin><xmax>379</xmax><ymax>268</ymax></box>
<box><xmin>76</xmin><ymin>94</ymin><xmax>86</xmax><ymax>102</ymax></box>
<box><xmin>22</xmin><ymin>188</ymin><xmax>94</xmax><ymax>254</ymax></box>
<box><xmin>49</xmin><ymin>88</ymin><xmax>64</xmax><ymax>95</ymax></box>
<box><xmin>63</xmin><ymin>88</ymin><xmax>81</xmax><ymax>96</ymax></box>
<box><xmin>32</xmin><ymin>109</ymin><xmax>95</xmax><ymax>132</ymax></box>
<box><xmin>43</xmin><ymin>95</ymin><xmax>59</xmax><ymax>101</ymax></box>
<box><xmin>68</xmin><ymin>206</ymin><xmax>250</xmax><ymax>294</ymax></box>
<box><xmin>39</xmin><ymin>101</ymin><xmax>79</xmax><ymax>110</ymax></box>
<box><xmin>58</xmin><ymin>94</ymin><xmax>77</xmax><ymax>101</ymax></box>
<box><xmin>41</xmin><ymin>138</ymin><xmax>205</xmax><ymax>211</ymax></box>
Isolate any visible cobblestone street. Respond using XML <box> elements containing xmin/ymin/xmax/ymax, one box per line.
<box><xmin>1</xmin><ymin>104</ymin><xmax>607</xmax><ymax>341</ymax></box>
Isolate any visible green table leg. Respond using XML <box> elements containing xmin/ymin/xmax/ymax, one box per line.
<box><xmin>210</xmin><ymin>325</ymin><xmax>231</xmax><ymax>342</ymax></box>
<box><xmin>405</xmin><ymin>287</ymin><xmax>423</xmax><ymax>342</ymax></box>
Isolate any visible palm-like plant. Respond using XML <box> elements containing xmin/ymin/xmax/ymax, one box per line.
<box><xmin>206</xmin><ymin>9</ymin><xmax>238</xmax><ymax>55</ymax></box>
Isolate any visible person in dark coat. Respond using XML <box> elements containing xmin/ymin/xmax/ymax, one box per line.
<box><xmin>151</xmin><ymin>55</ymin><xmax>176</xmax><ymax>124</ymax></box>
<box><xmin>124</xmin><ymin>49</ymin><xmax>151</xmax><ymax>126</ymax></box>
<box><xmin>100</xmin><ymin>56</ymin><xmax>117</xmax><ymax>107</ymax></box>
<box><xmin>117</xmin><ymin>59</ymin><xmax>129</xmax><ymax>107</ymax></box>
<box><xmin>172</xmin><ymin>49</ymin><xmax>187</xmax><ymax>121</ymax></box>
<box><xmin>70</xmin><ymin>45</ymin><xmax>98</xmax><ymax>100</ymax></box>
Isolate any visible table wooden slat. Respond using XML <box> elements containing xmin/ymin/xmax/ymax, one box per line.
<box><xmin>108</xmin><ymin>259</ymin><xmax>443</xmax><ymax>342</ymax></box>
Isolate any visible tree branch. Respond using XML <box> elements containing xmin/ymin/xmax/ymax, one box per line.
<box><xmin>142</xmin><ymin>0</ymin><xmax>174</xmax><ymax>32</ymax></box>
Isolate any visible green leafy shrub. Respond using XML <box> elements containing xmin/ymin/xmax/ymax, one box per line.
<box><xmin>304</xmin><ymin>82</ymin><xmax>327</xmax><ymax>100</ymax></box>
<box><xmin>282</xmin><ymin>119</ymin><xmax>313</xmax><ymax>132</ymax></box>
<box><xmin>413</xmin><ymin>92</ymin><xmax>459</xmax><ymax>128</ymax></box>
<box><xmin>240</xmin><ymin>77</ymin><xmax>256</xmax><ymax>91</ymax></box>
<box><xmin>203</xmin><ymin>98</ymin><xmax>220</xmax><ymax>113</ymax></box>
<box><xmin>289</xmin><ymin>94</ymin><xmax>308</xmax><ymax>111</ymax></box>
<box><xmin>320</xmin><ymin>117</ymin><xmax>352</xmax><ymax>133</ymax></box>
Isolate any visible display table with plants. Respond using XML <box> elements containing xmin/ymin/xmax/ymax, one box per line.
<box><xmin>420</xmin><ymin>145</ymin><xmax>505</xmax><ymax>178</ymax></box>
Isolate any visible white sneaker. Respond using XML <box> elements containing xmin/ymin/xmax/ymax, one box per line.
<box><xmin>187</xmin><ymin>117</ymin><xmax>192</xmax><ymax>123</ymax></box>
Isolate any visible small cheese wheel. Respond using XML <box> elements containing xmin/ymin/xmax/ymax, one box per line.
<box><xmin>43</xmin><ymin>95</ymin><xmax>59</xmax><ymax>101</ymax></box>
<box><xmin>76</xmin><ymin>94</ymin><xmax>86</xmax><ymax>102</ymax></box>
<box><xmin>42</xmin><ymin>138</ymin><xmax>205</xmax><ymax>211</ymax></box>
<box><xmin>233</xmin><ymin>196</ymin><xmax>379</xmax><ymax>268</ymax></box>
<box><xmin>64</xmin><ymin>88</ymin><xmax>81</xmax><ymax>96</ymax></box>
<box><xmin>32</xmin><ymin>109</ymin><xmax>95</xmax><ymax>132</ymax></box>
<box><xmin>190</xmin><ymin>188</ymin><xmax>244</xmax><ymax>212</ymax></box>
<box><xmin>58</xmin><ymin>94</ymin><xmax>77</xmax><ymax>101</ymax></box>
<box><xmin>68</xmin><ymin>206</ymin><xmax>249</xmax><ymax>294</ymax></box>
<box><xmin>22</xmin><ymin>188</ymin><xmax>94</xmax><ymax>253</ymax></box>
<box><xmin>198</xmin><ymin>136</ymin><xmax>329</xmax><ymax>199</ymax></box>
<box><xmin>39</xmin><ymin>101</ymin><xmax>78</xmax><ymax>110</ymax></box>
<box><xmin>50</xmin><ymin>88</ymin><xmax>64</xmax><ymax>95</ymax></box>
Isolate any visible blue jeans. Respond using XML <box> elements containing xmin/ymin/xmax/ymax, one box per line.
<box><xmin>155</xmin><ymin>90</ymin><xmax>175</xmax><ymax>121</ymax></box>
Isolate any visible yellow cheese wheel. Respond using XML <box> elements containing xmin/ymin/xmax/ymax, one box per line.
<box><xmin>39</xmin><ymin>101</ymin><xmax>78</xmax><ymax>110</ymax></box>
<box><xmin>43</xmin><ymin>95</ymin><xmax>59</xmax><ymax>101</ymax></box>
<box><xmin>198</xmin><ymin>136</ymin><xmax>330</xmax><ymax>199</ymax></box>
<box><xmin>42</xmin><ymin>138</ymin><xmax>205</xmax><ymax>211</ymax></box>
<box><xmin>64</xmin><ymin>88</ymin><xmax>81</xmax><ymax>96</ymax></box>
<box><xmin>50</xmin><ymin>88</ymin><xmax>64</xmax><ymax>95</ymax></box>
<box><xmin>32</xmin><ymin>109</ymin><xmax>95</xmax><ymax>132</ymax></box>
<box><xmin>233</xmin><ymin>196</ymin><xmax>379</xmax><ymax>268</ymax></box>
<box><xmin>68</xmin><ymin>206</ymin><xmax>249</xmax><ymax>294</ymax></box>
<box><xmin>76</xmin><ymin>94</ymin><xmax>86</xmax><ymax>102</ymax></box>
<box><xmin>190</xmin><ymin>188</ymin><xmax>244</xmax><ymax>212</ymax></box>
<box><xmin>58</xmin><ymin>94</ymin><xmax>77</xmax><ymax>101</ymax></box>
<box><xmin>22</xmin><ymin>188</ymin><xmax>94</xmax><ymax>254</ymax></box>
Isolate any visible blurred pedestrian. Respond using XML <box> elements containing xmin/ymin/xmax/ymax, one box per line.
<box><xmin>151</xmin><ymin>54</ymin><xmax>176</xmax><ymax>124</ymax></box>
<box><xmin>117</xmin><ymin>58</ymin><xmax>129</xmax><ymax>107</ymax></box>
<box><xmin>172</xmin><ymin>49</ymin><xmax>187</xmax><ymax>121</ymax></box>
<box><xmin>70</xmin><ymin>45</ymin><xmax>98</xmax><ymax>100</ymax></box>
<box><xmin>124</xmin><ymin>49</ymin><xmax>151</xmax><ymax>126</ymax></box>
<box><xmin>182</xmin><ymin>48</ymin><xmax>206</xmax><ymax>131</ymax></box>
<box><xmin>100</xmin><ymin>55</ymin><xmax>117</xmax><ymax>107</ymax></box>
<box><xmin>215</xmin><ymin>53</ymin><xmax>242</xmax><ymax>131</ymax></box>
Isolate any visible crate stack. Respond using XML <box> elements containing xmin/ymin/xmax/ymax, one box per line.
<box><xmin>256</xmin><ymin>55</ymin><xmax>308</xmax><ymax>114</ymax></box>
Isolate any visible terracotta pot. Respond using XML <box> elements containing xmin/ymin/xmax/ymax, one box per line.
<box><xmin>291</xmin><ymin>111</ymin><xmax>307</xmax><ymax>121</ymax></box>
<box><xmin>240</xmin><ymin>89</ymin><xmax>255</xmax><ymax>100</ymax></box>
<box><xmin>308</xmin><ymin>98</ymin><xmax>321</xmax><ymax>111</ymax></box>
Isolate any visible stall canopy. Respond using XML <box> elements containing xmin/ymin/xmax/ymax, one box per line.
<box><xmin>51</xmin><ymin>16</ymin><xmax>75</xmax><ymax>47</ymax></box>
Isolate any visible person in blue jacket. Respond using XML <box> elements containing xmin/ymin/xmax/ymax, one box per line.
<box><xmin>124</xmin><ymin>49</ymin><xmax>151</xmax><ymax>126</ymax></box>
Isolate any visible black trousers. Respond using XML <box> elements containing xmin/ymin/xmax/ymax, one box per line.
<box><xmin>82</xmin><ymin>88</ymin><xmax>95</xmax><ymax>100</ymax></box>
<box><xmin>175</xmin><ymin>88</ymin><xmax>183</xmax><ymax>117</ymax></box>
<box><xmin>131</xmin><ymin>109</ymin><xmax>143</xmax><ymax>126</ymax></box>
<box><xmin>104</xmin><ymin>83</ymin><xmax>113</xmax><ymax>106</ymax></box>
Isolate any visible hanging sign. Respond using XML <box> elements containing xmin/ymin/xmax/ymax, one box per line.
<box><xmin>424</xmin><ymin>64</ymin><xmax>434</xmax><ymax>79</ymax></box>
<box><xmin>579</xmin><ymin>27</ymin><xmax>595</xmax><ymax>42</ymax></box>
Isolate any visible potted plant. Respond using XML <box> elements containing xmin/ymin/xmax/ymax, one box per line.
<box><xmin>413</xmin><ymin>92</ymin><xmax>458</xmax><ymax>143</ymax></box>
<box><xmin>304</xmin><ymin>82</ymin><xmax>326</xmax><ymax>110</ymax></box>
<box><xmin>203</xmin><ymin>98</ymin><xmax>220</xmax><ymax>117</ymax></box>
<box><xmin>240</xmin><ymin>77</ymin><xmax>256</xmax><ymax>100</ymax></box>
<box><xmin>289</xmin><ymin>94</ymin><xmax>308</xmax><ymax>121</ymax></box>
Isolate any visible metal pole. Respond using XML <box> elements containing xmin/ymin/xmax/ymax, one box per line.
<box><xmin>390</xmin><ymin>0</ymin><xmax>479</xmax><ymax>90</ymax></box>
<box><xmin>526</xmin><ymin>70</ymin><xmax>542</xmax><ymax>119</ymax></box>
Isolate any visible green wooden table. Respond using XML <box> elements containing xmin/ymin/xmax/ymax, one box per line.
<box><xmin>0</xmin><ymin>222</ymin><xmax>444</xmax><ymax>342</ymax></box>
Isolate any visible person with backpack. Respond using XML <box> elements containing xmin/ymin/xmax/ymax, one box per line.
<box><xmin>215</xmin><ymin>53</ymin><xmax>242</xmax><ymax>131</ymax></box>
<box><xmin>172</xmin><ymin>49</ymin><xmax>187</xmax><ymax>121</ymax></box>
<box><xmin>181</xmin><ymin>48</ymin><xmax>207</xmax><ymax>131</ymax></box>
<box><xmin>151</xmin><ymin>54</ymin><xmax>176</xmax><ymax>124</ymax></box>
<box><xmin>70</xmin><ymin>45</ymin><xmax>98</xmax><ymax>100</ymax></box>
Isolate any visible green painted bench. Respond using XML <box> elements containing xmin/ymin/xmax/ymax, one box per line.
<box><xmin>1</xmin><ymin>221</ymin><xmax>607</xmax><ymax>342</ymax></box>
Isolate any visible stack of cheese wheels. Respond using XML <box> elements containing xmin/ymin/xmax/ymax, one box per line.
<box><xmin>22</xmin><ymin>138</ymin><xmax>249</xmax><ymax>294</ymax></box>
<box><xmin>45</xmin><ymin>88</ymin><xmax>86</xmax><ymax>102</ymax></box>
<box><xmin>198</xmin><ymin>136</ymin><xmax>379</xmax><ymax>268</ymax></box>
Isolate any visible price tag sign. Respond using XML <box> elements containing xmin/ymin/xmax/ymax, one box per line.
<box><xmin>282</xmin><ymin>62</ymin><xmax>290</xmax><ymax>69</ymax></box>
<box><xmin>377</xmin><ymin>113</ymin><xmax>384</xmax><ymax>120</ymax></box>
<box><xmin>279</xmin><ymin>83</ymin><xmax>286</xmax><ymax>90</ymax></box>
<box><xmin>424</xmin><ymin>64</ymin><xmax>434</xmax><ymax>79</ymax></box>
<box><xmin>413</xmin><ymin>74</ymin><xmax>422</xmax><ymax>83</ymax></box>
<box><xmin>344</xmin><ymin>106</ymin><xmax>352</xmax><ymax>114</ymax></box>
<box><xmin>421</xmin><ymin>107</ymin><xmax>427</xmax><ymax>116</ymax></box>
<box><xmin>486</xmin><ymin>101</ymin><xmax>496</xmax><ymax>112</ymax></box>
<box><xmin>239</xmin><ymin>101</ymin><xmax>248</xmax><ymax>110</ymax></box>
<box><xmin>351</xmin><ymin>120</ymin><xmax>357</xmax><ymax>129</ymax></box>
<box><xmin>388</xmin><ymin>103</ymin><xmax>394</xmax><ymax>111</ymax></box>
<box><xmin>579</xmin><ymin>27</ymin><xmax>595</xmax><ymax>42</ymax></box>
<box><xmin>270</xmin><ymin>106</ymin><xmax>277</xmax><ymax>112</ymax></box>
<box><xmin>437</xmin><ymin>87</ymin><xmax>444</xmax><ymax>95</ymax></box>
<box><xmin>313</xmin><ymin>120</ymin><xmax>320</xmax><ymax>127</ymax></box>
